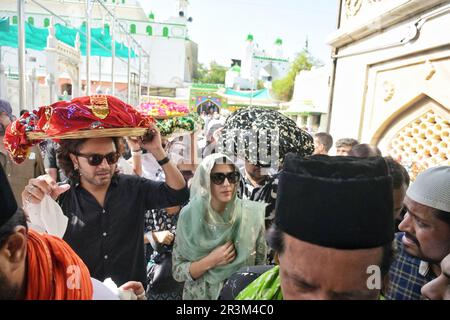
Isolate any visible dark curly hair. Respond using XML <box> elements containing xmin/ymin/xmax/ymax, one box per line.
<box><xmin>56</xmin><ymin>137</ymin><xmax>124</xmax><ymax>180</ymax></box>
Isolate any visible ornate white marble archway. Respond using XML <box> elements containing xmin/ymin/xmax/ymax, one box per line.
<box><xmin>359</xmin><ymin>47</ymin><xmax>450</xmax><ymax>180</ymax></box>
<box><xmin>45</xmin><ymin>19</ymin><xmax>81</xmax><ymax>103</ymax></box>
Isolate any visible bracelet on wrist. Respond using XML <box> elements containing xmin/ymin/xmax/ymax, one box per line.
<box><xmin>157</xmin><ymin>156</ymin><xmax>170</xmax><ymax>166</ymax></box>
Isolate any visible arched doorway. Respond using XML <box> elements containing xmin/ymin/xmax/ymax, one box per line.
<box><xmin>61</xmin><ymin>83</ymin><xmax>72</xmax><ymax>96</ymax></box>
<box><xmin>197</xmin><ymin>99</ymin><xmax>220</xmax><ymax>115</ymax></box>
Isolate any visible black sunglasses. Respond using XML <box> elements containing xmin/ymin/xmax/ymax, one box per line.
<box><xmin>75</xmin><ymin>152</ymin><xmax>120</xmax><ymax>166</ymax></box>
<box><xmin>210</xmin><ymin>171</ymin><xmax>240</xmax><ymax>185</ymax></box>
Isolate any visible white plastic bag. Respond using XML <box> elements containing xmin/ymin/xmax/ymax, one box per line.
<box><xmin>102</xmin><ymin>278</ymin><xmax>146</xmax><ymax>300</ymax></box>
<box><xmin>26</xmin><ymin>194</ymin><xmax>68</xmax><ymax>238</ymax></box>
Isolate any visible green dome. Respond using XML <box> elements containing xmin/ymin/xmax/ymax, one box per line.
<box><xmin>246</xmin><ymin>34</ymin><xmax>254</xmax><ymax>42</ymax></box>
<box><xmin>230</xmin><ymin>64</ymin><xmax>241</xmax><ymax>72</ymax></box>
<box><xmin>275</xmin><ymin>38</ymin><xmax>283</xmax><ymax>45</ymax></box>
<box><xmin>148</xmin><ymin>12</ymin><xmax>155</xmax><ymax>20</ymax></box>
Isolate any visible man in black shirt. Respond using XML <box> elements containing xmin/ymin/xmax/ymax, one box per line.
<box><xmin>22</xmin><ymin>129</ymin><xmax>189</xmax><ymax>287</ymax></box>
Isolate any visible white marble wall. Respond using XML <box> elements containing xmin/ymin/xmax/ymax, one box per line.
<box><xmin>327</xmin><ymin>0</ymin><xmax>450</xmax><ymax>150</ymax></box>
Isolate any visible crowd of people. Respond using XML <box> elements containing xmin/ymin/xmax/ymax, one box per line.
<box><xmin>1</xmin><ymin>96</ymin><xmax>449</xmax><ymax>300</ymax></box>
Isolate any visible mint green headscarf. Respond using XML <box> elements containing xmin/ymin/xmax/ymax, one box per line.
<box><xmin>176</xmin><ymin>153</ymin><xmax>266</xmax><ymax>293</ymax></box>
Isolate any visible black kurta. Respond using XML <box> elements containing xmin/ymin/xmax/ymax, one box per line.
<box><xmin>58</xmin><ymin>174</ymin><xmax>189</xmax><ymax>287</ymax></box>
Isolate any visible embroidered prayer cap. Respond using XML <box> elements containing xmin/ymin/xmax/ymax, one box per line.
<box><xmin>275</xmin><ymin>154</ymin><xmax>394</xmax><ymax>249</ymax></box>
<box><xmin>218</xmin><ymin>108</ymin><xmax>314</xmax><ymax>167</ymax></box>
<box><xmin>0</xmin><ymin>163</ymin><xmax>18</xmax><ymax>226</ymax></box>
<box><xmin>406</xmin><ymin>166</ymin><xmax>450</xmax><ymax>212</ymax></box>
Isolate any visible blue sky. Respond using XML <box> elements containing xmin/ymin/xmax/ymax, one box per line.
<box><xmin>138</xmin><ymin>0</ymin><xmax>338</xmax><ymax>67</ymax></box>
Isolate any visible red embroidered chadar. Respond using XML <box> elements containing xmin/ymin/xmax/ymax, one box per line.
<box><xmin>3</xmin><ymin>95</ymin><xmax>155</xmax><ymax>164</ymax></box>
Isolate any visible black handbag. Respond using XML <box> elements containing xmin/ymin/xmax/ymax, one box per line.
<box><xmin>146</xmin><ymin>252</ymin><xmax>183</xmax><ymax>295</ymax></box>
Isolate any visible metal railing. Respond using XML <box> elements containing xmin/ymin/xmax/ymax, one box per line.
<box><xmin>15</xmin><ymin>0</ymin><xmax>150</xmax><ymax>107</ymax></box>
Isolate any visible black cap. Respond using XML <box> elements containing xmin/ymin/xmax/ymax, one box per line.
<box><xmin>275</xmin><ymin>154</ymin><xmax>394</xmax><ymax>249</ymax></box>
<box><xmin>0</xmin><ymin>163</ymin><xmax>18</xmax><ymax>226</ymax></box>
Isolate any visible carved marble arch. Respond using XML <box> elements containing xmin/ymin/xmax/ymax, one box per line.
<box><xmin>57</xmin><ymin>56</ymin><xmax>81</xmax><ymax>98</ymax></box>
<box><xmin>373</xmin><ymin>94</ymin><xmax>449</xmax><ymax>180</ymax></box>
<box><xmin>64</xmin><ymin>63</ymin><xmax>80</xmax><ymax>95</ymax></box>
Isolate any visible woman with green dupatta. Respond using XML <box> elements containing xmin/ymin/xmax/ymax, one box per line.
<box><xmin>172</xmin><ymin>153</ymin><xmax>267</xmax><ymax>300</ymax></box>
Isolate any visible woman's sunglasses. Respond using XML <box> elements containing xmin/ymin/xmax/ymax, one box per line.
<box><xmin>210</xmin><ymin>171</ymin><xmax>240</xmax><ymax>185</ymax></box>
<box><xmin>74</xmin><ymin>152</ymin><xmax>120</xmax><ymax>166</ymax></box>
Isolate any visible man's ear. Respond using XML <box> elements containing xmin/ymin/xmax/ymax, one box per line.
<box><xmin>69</xmin><ymin>154</ymin><xmax>78</xmax><ymax>167</ymax></box>
<box><xmin>1</xmin><ymin>227</ymin><xmax>27</xmax><ymax>265</ymax></box>
<box><xmin>318</xmin><ymin>144</ymin><xmax>325</xmax><ymax>153</ymax></box>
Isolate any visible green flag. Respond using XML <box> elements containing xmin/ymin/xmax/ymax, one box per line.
<box><xmin>0</xmin><ymin>17</ymin><xmax>10</xmax><ymax>32</ymax></box>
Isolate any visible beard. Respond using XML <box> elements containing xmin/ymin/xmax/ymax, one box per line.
<box><xmin>79</xmin><ymin>166</ymin><xmax>115</xmax><ymax>187</ymax></box>
<box><xmin>247</xmin><ymin>169</ymin><xmax>268</xmax><ymax>185</ymax></box>
<box><xmin>402</xmin><ymin>232</ymin><xmax>442</xmax><ymax>263</ymax></box>
<box><xmin>0</xmin><ymin>269</ymin><xmax>20</xmax><ymax>300</ymax></box>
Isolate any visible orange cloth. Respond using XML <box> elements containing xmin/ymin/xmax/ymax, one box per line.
<box><xmin>25</xmin><ymin>229</ymin><xmax>93</xmax><ymax>300</ymax></box>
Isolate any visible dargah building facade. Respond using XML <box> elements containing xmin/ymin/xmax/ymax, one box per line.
<box><xmin>327</xmin><ymin>0</ymin><xmax>450</xmax><ymax>178</ymax></box>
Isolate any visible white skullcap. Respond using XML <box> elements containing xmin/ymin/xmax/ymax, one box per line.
<box><xmin>406</xmin><ymin>166</ymin><xmax>450</xmax><ymax>212</ymax></box>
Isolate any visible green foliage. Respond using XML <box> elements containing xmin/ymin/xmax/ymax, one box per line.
<box><xmin>193</xmin><ymin>61</ymin><xmax>227</xmax><ymax>84</ymax></box>
<box><xmin>272</xmin><ymin>76</ymin><xmax>295</xmax><ymax>101</ymax></box>
<box><xmin>272</xmin><ymin>49</ymin><xmax>321</xmax><ymax>101</ymax></box>
<box><xmin>257</xmin><ymin>80</ymin><xmax>265</xmax><ymax>90</ymax></box>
